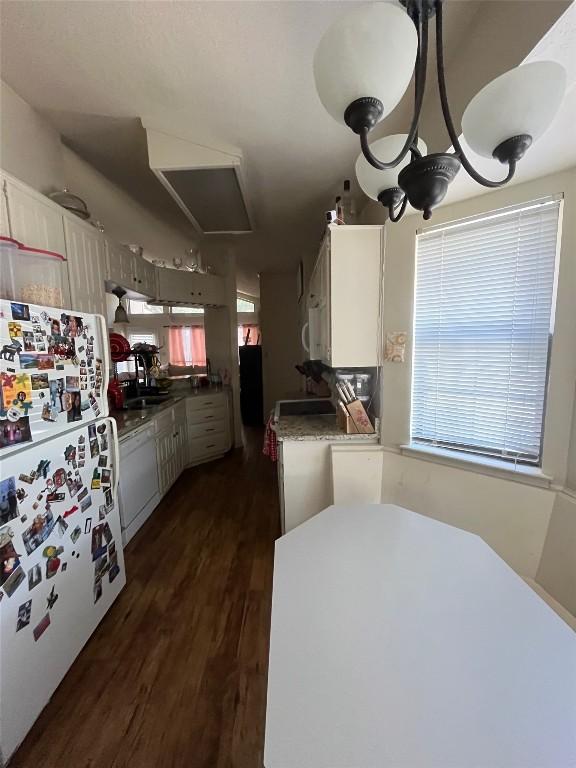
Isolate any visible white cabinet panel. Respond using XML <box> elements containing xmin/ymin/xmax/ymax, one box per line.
<box><xmin>307</xmin><ymin>225</ymin><xmax>383</xmax><ymax>368</ymax></box>
<box><xmin>105</xmin><ymin>239</ymin><xmax>133</xmax><ymax>287</ymax></box>
<box><xmin>156</xmin><ymin>267</ymin><xmax>225</xmax><ymax>306</ymax></box>
<box><xmin>64</xmin><ymin>217</ymin><xmax>107</xmax><ymax>317</ymax></box>
<box><xmin>4</xmin><ymin>178</ymin><xmax>66</xmax><ymax>255</ymax></box>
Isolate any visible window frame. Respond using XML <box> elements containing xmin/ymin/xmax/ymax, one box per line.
<box><xmin>409</xmin><ymin>197</ymin><xmax>562</xmax><ymax>470</ymax></box>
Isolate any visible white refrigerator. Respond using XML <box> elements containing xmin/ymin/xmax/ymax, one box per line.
<box><xmin>0</xmin><ymin>299</ymin><xmax>126</xmax><ymax>763</ymax></box>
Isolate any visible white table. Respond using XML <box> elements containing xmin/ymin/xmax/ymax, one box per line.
<box><xmin>265</xmin><ymin>504</ymin><xmax>576</xmax><ymax>767</ymax></box>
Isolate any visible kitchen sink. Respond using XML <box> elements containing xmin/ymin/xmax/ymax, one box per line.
<box><xmin>275</xmin><ymin>399</ymin><xmax>335</xmax><ymax>418</ymax></box>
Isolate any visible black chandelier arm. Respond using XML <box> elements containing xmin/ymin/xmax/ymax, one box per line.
<box><xmin>359</xmin><ymin>10</ymin><xmax>429</xmax><ymax>171</ymax></box>
<box><xmin>435</xmin><ymin>0</ymin><xmax>517</xmax><ymax>188</ymax></box>
<box><xmin>388</xmin><ymin>195</ymin><xmax>408</xmax><ymax>223</ymax></box>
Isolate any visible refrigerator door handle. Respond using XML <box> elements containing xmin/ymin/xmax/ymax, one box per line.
<box><xmin>110</xmin><ymin>416</ymin><xmax>121</xmax><ymax>501</ymax></box>
<box><xmin>97</xmin><ymin>312</ymin><xmax>110</xmax><ymax>410</ymax></box>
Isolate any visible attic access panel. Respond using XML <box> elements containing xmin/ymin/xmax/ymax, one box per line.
<box><xmin>161</xmin><ymin>167</ymin><xmax>251</xmax><ymax>234</ymax></box>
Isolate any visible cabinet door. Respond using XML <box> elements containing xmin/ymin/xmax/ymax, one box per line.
<box><xmin>4</xmin><ymin>179</ymin><xmax>66</xmax><ymax>255</ymax></box>
<box><xmin>105</xmin><ymin>239</ymin><xmax>133</xmax><ymax>287</ymax></box>
<box><xmin>134</xmin><ymin>256</ymin><xmax>157</xmax><ymax>298</ymax></box>
<box><xmin>64</xmin><ymin>218</ymin><xmax>107</xmax><ymax>317</ymax></box>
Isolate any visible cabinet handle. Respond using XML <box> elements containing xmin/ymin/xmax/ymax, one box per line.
<box><xmin>206</xmin><ymin>444</ymin><xmax>216</xmax><ymax>448</ymax></box>
<box><xmin>205</xmin><ymin>428</ymin><xmax>215</xmax><ymax>432</ymax></box>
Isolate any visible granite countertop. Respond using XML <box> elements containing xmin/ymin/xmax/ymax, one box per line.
<box><xmin>273</xmin><ymin>415</ymin><xmax>379</xmax><ymax>443</ymax></box>
<box><xmin>111</xmin><ymin>386</ymin><xmax>229</xmax><ymax>439</ymax></box>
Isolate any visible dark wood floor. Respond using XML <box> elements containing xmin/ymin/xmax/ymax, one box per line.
<box><xmin>11</xmin><ymin>427</ymin><xmax>280</xmax><ymax>768</ymax></box>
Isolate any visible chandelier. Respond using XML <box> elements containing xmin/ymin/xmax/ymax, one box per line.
<box><xmin>313</xmin><ymin>0</ymin><xmax>567</xmax><ymax>222</ymax></box>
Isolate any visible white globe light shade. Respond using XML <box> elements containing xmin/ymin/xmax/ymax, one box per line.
<box><xmin>313</xmin><ymin>2</ymin><xmax>418</xmax><ymax>125</ymax></box>
<box><xmin>355</xmin><ymin>134</ymin><xmax>428</xmax><ymax>200</ymax></box>
<box><xmin>461</xmin><ymin>61</ymin><xmax>567</xmax><ymax>158</ymax></box>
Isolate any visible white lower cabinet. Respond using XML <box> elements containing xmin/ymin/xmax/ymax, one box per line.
<box><xmin>186</xmin><ymin>392</ymin><xmax>231</xmax><ymax>465</ymax></box>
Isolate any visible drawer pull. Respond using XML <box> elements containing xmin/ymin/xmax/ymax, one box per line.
<box><xmin>205</xmin><ymin>428</ymin><xmax>215</xmax><ymax>432</ymax></box>
<box><xmin>206</xmin><ymin>443</ymin><xmax>216</xmax><ymax>448</ymax></box>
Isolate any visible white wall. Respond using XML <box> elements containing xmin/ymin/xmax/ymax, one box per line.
<box><xmin>380</xmin><ymin>452</ymin><xmax>555</xmax><ymax>579</ymax></box>
<box><xmin>260</xmin><ymin>272</ymin><xmax>303</xmax><ymax>416</ymax></box>
<box><xmin>536</xmin><ymin>491</ymin><xmax>576</xmax><ymax>616</ymax></box>
<box><xmin>0</xmin><ymin>81</ymin><xmax>64</xmax><ymax>192</ymax></box>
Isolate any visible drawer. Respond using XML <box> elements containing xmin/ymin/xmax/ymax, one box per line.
<box><xmin>188</xmin><ymin>432</ymin><xmax>229</xmax><ymax>460</ymax></box>
<box><xmin>187</xmin><ymin>393</ymin><xmax>226</xmax><ymax>413</ymax></box>
<box><xmin>187</xmin><ymin>405</ymin><xmax>226</xmax><ymax>425</ymax></box>
<box><xmin>187</xmin><ymin>419</ymin><xmax>226</xmax><ymax>439</ymax></box>
<box><xmin>154</xmin><ymin>407</ymin><xmax>174</xmax><ymax>434</ymax></box>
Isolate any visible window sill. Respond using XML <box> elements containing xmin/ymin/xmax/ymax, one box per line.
<box><xmin>399</xmin><ymin>443</ymin><xmax>553</xmax><ymax>489</ymax></box>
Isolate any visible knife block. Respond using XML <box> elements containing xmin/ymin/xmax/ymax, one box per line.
<box><xmin>337</xmin><ymin>402</ymin><xmax>359</xmax><ymax>434</ymax></box>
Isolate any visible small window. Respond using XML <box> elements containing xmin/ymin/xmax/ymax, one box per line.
<box><xmin>170</xmin><ymin>306</ymin><xmax>204</xmax><ymax>314</ymax></box>
<box><xmin>129</xmin><ymin>332</ymin><xmax>157</xmax><ymax>348</ymax></box>
<box><xmin>237</xmin><ymin>297</ymin><xmax>255</xmax><ymax>313</ymax></box>
<box><xmin>411</xmin><ymin>198</ymin><xmax>561</xmax><ymax>466</ymax></box>
<box><xmin>128</xmin><ymin>300</ymin><xmax>163</xmax><ymax>315</ymax></box>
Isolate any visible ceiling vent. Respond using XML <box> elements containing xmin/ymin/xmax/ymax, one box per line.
<box><xmin>145</xmin><ymin>126</ymin><xmax>252</xmax><ymax>235</ymax></box>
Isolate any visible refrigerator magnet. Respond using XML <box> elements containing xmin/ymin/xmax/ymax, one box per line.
<box><xmin>10</xmin><ymin>302</ymin><xmax>30</xmax><ymax>322</ymax></box>
<box><xmin>0</xmin><ymin>477</ymin><xmax>19</xmax><ymax>525</ymax></box>
<box><xmin>43</xmin><ymin>545</ymin><xmax>63</xmax><ymax>579</ymax></box>
<box><xmin>80</xmin><ymin>496</ymin><xmax>92</xmax><ymax>513</ymax></box>
<box><xmin>33</xmin><ymin>612</ymin><xmax>50</xmax><ymax>641</ymax></box>
<box><xmin>16</xmin><ymin>599</ymin><xmax>32</xmax><ymax>631</ymax></box>
<box><xmin>22</xmin><ymin>510</ymin><xmax>55</xmax><ymax>555</ymax></box>
<box><xmin>55</xmin><ymin>516</ymin><xmax>68</xmax><ymax>537</ymax></box>
<box><xmin>98</xmin><ymin>455</ymin><xmax>108</xmax><ymax>468</ymax></box>
<box><xmin>84</xmin><ymin>517</ymin><xmax>92</xmax><ymax>534</ymax></box>
<box><xmin>46</xmin><ymin>585</ymin><xmax>58</xmax><ymax>609</ymax></box>
<box><xmin>2</xmin><ymin>565</ymin><xmax>25</xmax><ymax>597</ymax></box>
<box><xmin>27</xmin><ymin>564</ymin><xmax>42</xmax><ymax>591</ymax></box>
<box><xmin>70</xmin><ymin>525</ymin><xmax>82</xmax><ymax>543</ymax></box>
<box><xmin>63</xmin><ymin>505</ymin><xmax>78</xmax><ymax>519</ymax></box>
<box><xmin>93</xmin><ymin>578</ymin><xmax>102</xmax><ymax>604</ymax></box>
<box><xmin>101</xmin><ymin>470</ymin><xmax>111</xmax><ymax>486</ymax></box>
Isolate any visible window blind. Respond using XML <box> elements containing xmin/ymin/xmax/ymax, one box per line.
<box><xmin>411</xmin><ymin>198</ymin><xmax>561</xmax><ymax>465</ymax></box>
<box><xmin>129</xmin><ymin>332</ymin><xmax>157</xmax><ymax>347</ymax></box>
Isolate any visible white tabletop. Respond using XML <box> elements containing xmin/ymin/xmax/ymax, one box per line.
<box><xmin>265</xmin><ymin>504</ymin><xmax>576</xmax><ymax>768</ymax></box>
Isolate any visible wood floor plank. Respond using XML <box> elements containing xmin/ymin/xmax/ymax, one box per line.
<box><xmin>9</xmin><ymin>427</ymin><xmax>280</xmax><ymax>768</ymax></box>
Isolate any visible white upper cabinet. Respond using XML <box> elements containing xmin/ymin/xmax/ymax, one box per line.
<box><xmin>156</xmin><ymin>267</ymin><xmax>225</xmax><ymax>306</ymax></box>
<box><xmin>64</xmin><ymin>216</ymin><xmax>107</xmax><ymax>318</ymax></box>
<box><xmin>105</xmin><ymin>240</ymin><xmax>157</xmax><ymax>298</ymax></box>
<box><xmin>2</xmin><ymin>177</ymin><xmax>66</xmax><ymax>255</ymax></box>
<box><xmin>105</xmin><ymin>239</ymin><xmax>133</xmax><ymax>288</ymax></box>
<box><xmin>308</xmin><ymin>225</ymin><xmax>383</xmax><ymax>368</ymax></box>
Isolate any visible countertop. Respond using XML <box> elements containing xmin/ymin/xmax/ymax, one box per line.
<box><xmin>111</xmin><ymin>386</ymin><xmax>229</xmax><ymax>439</ymax></box>
<box><xmin>272</xmin><ymin>414</ymin><xmax>378</xmax><ymax>443</ymax></box>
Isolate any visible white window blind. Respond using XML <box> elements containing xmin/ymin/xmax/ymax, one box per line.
<box><xmin>411</xmin><ymin>198</ymin><xmax>561</xmax><ymax>465</ymax></box>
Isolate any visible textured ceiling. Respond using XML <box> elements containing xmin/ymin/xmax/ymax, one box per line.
<box><xmin>0</xmin><ymin>0</ymin><xmax>570</xmax><ymax>294</ymax></box>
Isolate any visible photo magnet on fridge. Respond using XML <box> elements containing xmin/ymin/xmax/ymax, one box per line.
<box><xmin>28</xmin><ymin>563</ymin><xmax>42</xmax><ymax>591</ymax></box>
<box><xmin>16</xmin><ymin>599</ymin><xmax>32</xmax><ymax>631</ymax></box>
<box><xmin>101</xmin><ymin>469</ymin><xmax>111</xmax><ymax>486</ymax></box>
<box><xmin>0</xmin><ymin>477</ymin><xmax>20</xmax><ymax>526</ymax></box>
<box><xmin>22</xmin><ymin>510</ymin><xmax>55</xmax><ymax>555</ymax></box>
<box><xmin>33</xmin><ymin>612</ymin><xmax>50</xmax><ymax>641</ymax></box>
<box><xmin>2</xmin><ymin>565</ymin><xmax>25</xmax><ymax>597</ymax></box>
<box><xmin>98</xmin><ymin>455</ymin><xmax>108</xmax><ymax>468</ymax></box>
<box><xmin>10</xmin><ymin>302</ymin><xmax>30</xmax><ymax>321</ymax></box>
<box><xmin>70</xmin><ymin>525</ymin><xmax>82</xmax><ymax>543</ymax></box>
<box><xmin>84</xmin><ymin>518</ymin><xmax>92</xmax><ymax>534</ymax></box>
<box><xmin>8</xmin><ymin>321</ymin><xmax>22</xmax><ymax>338</ymax></box>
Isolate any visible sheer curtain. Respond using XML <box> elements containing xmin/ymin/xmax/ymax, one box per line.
<box><xmin>169</xmin><ymin>326</ymin><xmax>206</xmax><ymax>367</ymax></box>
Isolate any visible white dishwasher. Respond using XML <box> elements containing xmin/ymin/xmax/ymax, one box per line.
<box><xmin>118</xmin><ymin>424</ymin><xmax>160</xmax><ymax>546</ymax></box>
